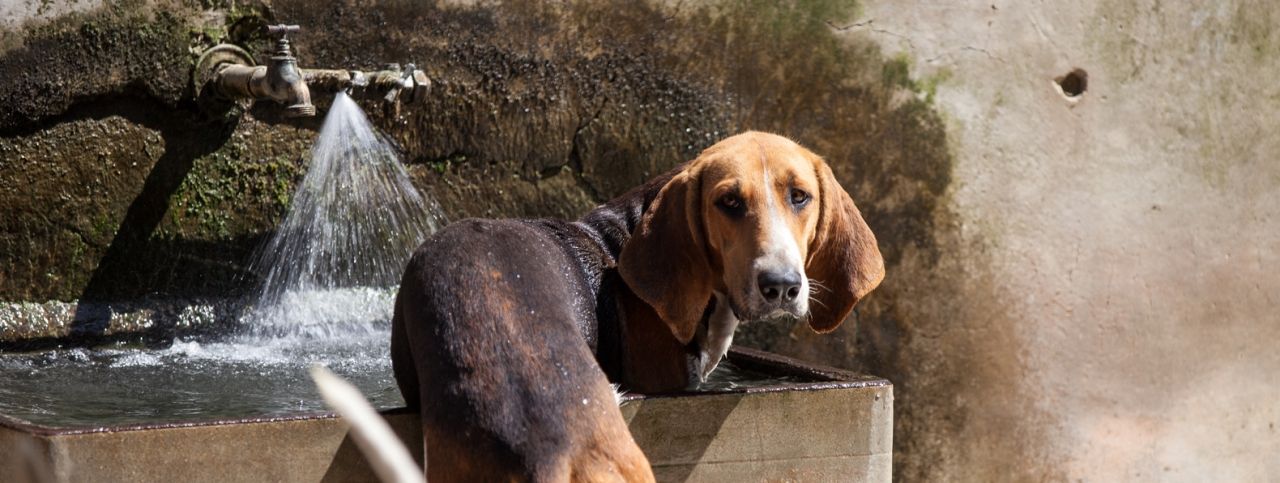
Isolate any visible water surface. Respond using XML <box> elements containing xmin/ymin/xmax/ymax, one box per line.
<box><xmin>0</xmin><ymin>319</ymin><xmax>802</xmax><ymax>429</ymax></box>
<box><xmin>0</xmin><ymin>92</ymin><xmax>802</xmax><ymax>430</ymax></box>
<box><xmin>0</xmin><ymin>291</ymin><xmax>401</xmax><ymax>429</ymax></box>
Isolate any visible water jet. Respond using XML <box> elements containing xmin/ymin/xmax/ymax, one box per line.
<box><xmin>0</xmin><ymin>18</ymin><xmax>893</xmax><ymax>483</ymax></box>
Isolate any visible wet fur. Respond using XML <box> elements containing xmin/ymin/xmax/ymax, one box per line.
<box><xmin>392</xmin><ymin>219</ymin><xmax>652</xmax><ymax>482</ymax></box>
<box><xmin>391</xmin><ymin>131</ymin><xmax>883</xmax><ymax>482</ymax></box>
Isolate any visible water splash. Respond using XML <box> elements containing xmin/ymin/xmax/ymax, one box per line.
<box><xmin>0</xmin><ymin>95</ymin><xmax>446</xmax><ymax>428</ymax></box>
<box><xmin>243</xmin><ymin>92</ymin><xmax>442</xmax><ymax>336</ymax></box>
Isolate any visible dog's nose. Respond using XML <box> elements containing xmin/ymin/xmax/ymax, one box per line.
<box><xmin>758</xmin><ymin>270</ymin><xmax>803</xmax><ymax>303</ymax></box>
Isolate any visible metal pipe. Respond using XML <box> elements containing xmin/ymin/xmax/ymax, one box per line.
<box><xmin>302</xmin><ymin>67</ymin><xmax>430</xmax><ymax>103</ymax></box>
<box><xmin>194</xmin><ymin>25</ymin><xmax>431</xmax><ymax>116</ymax></box>
<box><xmin>302</xmin><ymin>69</ymin><xmax>355</xmax><ymax>93</ymax></box>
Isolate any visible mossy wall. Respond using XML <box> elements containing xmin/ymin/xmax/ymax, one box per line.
<box><xmin>0</xmin><ymin>0</ymin><xmax>953</xmax><ymax>479</ymax></box>
<box><xmin>0</xmin><ymin>0</ymin><xmax>951</xmax><ymax>301</ymax></box>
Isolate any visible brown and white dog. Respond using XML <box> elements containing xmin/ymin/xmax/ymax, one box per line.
<box><xmin>391</xmin><ymin>131</ymin><xmax>883</xmax><ymax>482</ymax></box>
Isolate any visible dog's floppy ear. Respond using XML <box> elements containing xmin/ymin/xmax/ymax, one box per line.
<box><xmin>618</xmin><ymin>165</ymin><xmax>712</xmax><ymax>345</ymax></box>
<box><xmin>805</xmin><ymin>158</ymin><xmax>885</xmax><ymax>333</ymax></box>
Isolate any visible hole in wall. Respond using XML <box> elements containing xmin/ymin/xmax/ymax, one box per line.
<box><xmin>1055</xmin><ymin>68</ymin><xmax>1088</xmax><ymax>100</ymax></box>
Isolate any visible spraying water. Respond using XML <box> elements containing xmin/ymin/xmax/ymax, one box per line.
<box><xmin>0</xmin><ymin>94</ymin><xmax>799</xmax><ymax>429</ymax></box>
<box><xmin>0</xmin><ymin>93</ymin><xmax>445</xmax><ymax>427</ymax></box>
<box><xmin>243</xmin><ymin>92</ymin><xmax>442</xmax><ymax>337</ymax></box>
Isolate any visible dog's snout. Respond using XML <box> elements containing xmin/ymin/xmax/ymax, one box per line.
<box><xmin>757</xmin><ymin>270</ymin><xmax>803</xmax><ymax>303</ymax></box>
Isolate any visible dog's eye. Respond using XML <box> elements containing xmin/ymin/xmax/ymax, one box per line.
<box><xmin>717</xmin><ymin>194</ymin><xmax>745</xmax><ymax>215</ymax></box>
<box><xmin>790</xmin><ymin>188</ymin><xmax>812</xmax><ymax>207</ymax></box>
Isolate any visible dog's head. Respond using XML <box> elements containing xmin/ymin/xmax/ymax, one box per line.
<box><xmin>619</xmin><ymin>131</ymin><xmax>885</xmax><ymax>344</ymax></box>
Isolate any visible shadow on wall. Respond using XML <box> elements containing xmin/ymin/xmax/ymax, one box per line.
<box><xmin>320</xmin><ymin>408</ymin><xmax>427</xmax><ymax>483</ymax></box>
<box><xmin>623</xmin><ymin>395</ymin><xmax>741</xmax><ymax>482</ymax></box>
<box><xmin>0</xmin><ymin>5</ymin><xmax>320</xmax><ymax>302</ymax></box>
<box><xmin>74</xmin><ymin>106</ymin><xmax>235</xmax><ymax>301</ymax></box>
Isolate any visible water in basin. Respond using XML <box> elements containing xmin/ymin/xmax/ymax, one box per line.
<box><xmin>0</xmin><ymin>289</ymin><xmax>402</xmax><ymax>429</ymax></box>
<box><xmin>0</xmin><ymin>317</ymin><xmax>804</xmax><ymax>428</ymax></box>
<box><xmin>0</xmin><ymin>92</ymin><xmax>806</xmax><ymax>430</ymax></box>
<box><xmin>1</xmin><ymin>92</ymin><xmax>432</xmax><ymax>429</ymax></box>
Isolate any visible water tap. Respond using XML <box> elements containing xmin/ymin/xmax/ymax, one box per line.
<box><xmin>209</xmin><ymin>24</ymin><xmax>315</xmax><ymax>117</ymax></box>
<box><xmin>194</xmin><ymin>24</ymin><xmax>431</xmax><ymax>116</ymax></box>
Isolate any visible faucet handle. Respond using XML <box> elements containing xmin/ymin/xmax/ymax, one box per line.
<box><xmin>265</xmin><ymin>24</ymin><xmax>301</xmax><ymax>39</ymax></box>
<box><xmin>264</xmin><ymin>25</ymin><xmax>301</xmax><ymax>59</ymax></box>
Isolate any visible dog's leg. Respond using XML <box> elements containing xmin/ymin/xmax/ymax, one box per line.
<box><xmin>696</xmin><ymin>292</ymin><xmax>740</xmax><ymax>381</ymax></box>
<box><xmin>390</xmin><ymin>299</ymin><xmax>421</xmax><ymax>410</ymax></box>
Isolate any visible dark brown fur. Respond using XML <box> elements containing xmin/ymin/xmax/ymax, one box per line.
<box><xmin>391</xmin><ymin>132</ymin><xmax>883</xmax><ymax>481</ymax></box>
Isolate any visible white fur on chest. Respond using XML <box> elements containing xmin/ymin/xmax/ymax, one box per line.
<box><xmin>695</xmin><ymin>292</ymin><xmax>741</xmax><ymax>381</ymax></box>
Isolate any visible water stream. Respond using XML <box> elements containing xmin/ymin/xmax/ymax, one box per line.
<box><xmin>243</xmin><ymin>92</ymin><xmax>442</xmax><ymax>337</ymax></box>
<box><xmin>0</xmin><ymin>93</ymin><xmax>440</xmax><ymax>428</ymax></box>
<box><xmin>0</xmin><ymin>94</ymin><xmax>803</xmax><ymax>429</ymax></box>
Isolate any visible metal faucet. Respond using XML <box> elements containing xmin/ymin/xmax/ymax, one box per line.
<box><xmin>213</xmin><ymin>25</ymin><xmax>315</xmax><ymax>117</ymax></box>
<box><xmin>193</xmin><ymin>24</ymin><xmax>429</xmax><ymax>117</ymax></box>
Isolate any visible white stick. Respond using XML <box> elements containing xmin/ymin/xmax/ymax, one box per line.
<box><xmin>310</xmin><ymin>365</ymin><xmax>426</xmax><ymax>483</ymax></box>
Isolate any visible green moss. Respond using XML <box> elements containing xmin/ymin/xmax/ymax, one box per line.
<box><xmin>881</xmin><ymin>53</ymin><xmax>951</xmax><ymax>103</ymax></box>
<box><xmin>190</xmin><ymin>25</ymin><xmax>225</xmax><ymax>46</ymax></box>
<box><xmin>882</xmin><ymin>53</ymin><xmax>915</xmax><ymax>89</ymax></box>
<box><xmin>168</xmin><ymin>139</ymin><xmax>305</xmax><ymax>238</ymax></box>
<box><xmin>426</xmin><ymin>153</ymin><xmax>468</xmax><ymax>175</ymax></box>
<box><xmin>221</xmin><ymin>2</ymin><xmax>273</xmax><ymax>47</ymax></box>
<box><xmin>918</xmin><ymin>67</ymin><xmax>952</xmax><ymax>104</ymax></box>
<box><xmin>91</xmin><ymin>212</ymin><xmax>117</xmax><ymax>242</ymax></box>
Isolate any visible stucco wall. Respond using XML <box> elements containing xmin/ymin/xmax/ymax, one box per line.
<box><xmin>850</xmin><ymin>0</ymin><xmax>1280</xmax><ymax>480</ymax></box>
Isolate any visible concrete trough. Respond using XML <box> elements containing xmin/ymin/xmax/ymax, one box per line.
<box><xmin>0</xmin><ymin>347</ymin><xmax>891</xmax><ymax>482</ymax></box>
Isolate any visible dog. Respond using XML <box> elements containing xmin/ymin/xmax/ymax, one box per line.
<box><xmin>391</xmin><ymin>131</ymin><xmax>884</xmax><ymax>482</ymax></box>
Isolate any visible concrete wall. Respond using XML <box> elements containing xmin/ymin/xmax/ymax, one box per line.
<box><xmin>0</xmin><ymin>0</ymin><xmax>1276</xmax><ymax>480</ymax></box>
<box><xmin>843</xmin><ymin>0</ymin><xmax>1280</xmax><ymax>480</ymax></box>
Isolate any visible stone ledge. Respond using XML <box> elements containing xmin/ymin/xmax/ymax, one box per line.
<box><xmin>0</xmin><ymin>348</ymin><xmax>892</xmax><ymax>482</ymax></box>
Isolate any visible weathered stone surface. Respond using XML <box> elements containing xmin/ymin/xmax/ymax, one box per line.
<box><xmin>5</xmin><ymin>0</ymin><xmax>1278</xmax><ymax>480</ymax></box>
<box><xmin>0</xmin><ymin>0</ymin><xmax>949</xmax><ymax>478</ymax></box>
<box><xmin>0</xmin><ymin>0</ymin><xmax>948</xmax><ymax>306</ymax></box>
<box><xmin>0</xmin><ymin>352</ymin><xmax>891</xmax><ymax>483</ymax></box>
<box><xmin>842</xmin><ymin>1</ymin><xmax>1280</xmax><ymax>481</ymax></box>
<box><xmin>623</xmin><ymin>386</ymin><xmax>892</xmax><ymax>482</ymax></box>
<box><xmin>0</xmin><ymin>298</ymin><xmax>239</xmax><ymax>347</ymax></box>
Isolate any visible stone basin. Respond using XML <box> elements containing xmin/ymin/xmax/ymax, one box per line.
<box><xmin>0</xmin><ymin>347</ymin><xmax>891</xmax><ymax>483</ymax></box>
